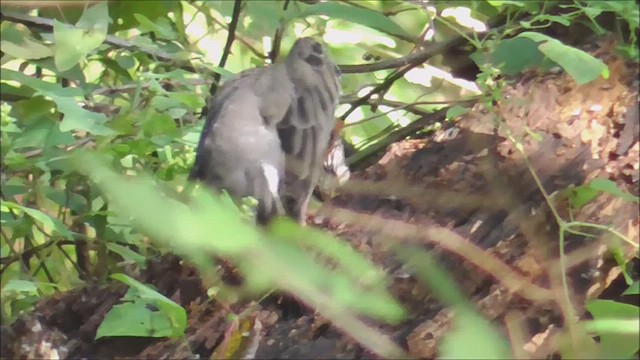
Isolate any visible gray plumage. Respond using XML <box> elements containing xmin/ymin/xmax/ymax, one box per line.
<box><xmin>190</xmin><ymin>38</ymin><xmax>342</xmax><ymax>224</ymax></box>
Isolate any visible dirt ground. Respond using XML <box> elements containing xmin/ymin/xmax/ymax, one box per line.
<box><xmin>2</xmin><ymin>40</ymin><xmax>638</xmax><ymax>359</ymax></box>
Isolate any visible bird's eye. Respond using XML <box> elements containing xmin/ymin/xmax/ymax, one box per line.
<box><xmin>311</xmin><ymin>42</ymin><xmax>323</xmax><ymax>55</ymax></box>
<box><xmin>304</xmin><ymin>54</ymin><xmax>323</xmax><ymax>67</ymax></box>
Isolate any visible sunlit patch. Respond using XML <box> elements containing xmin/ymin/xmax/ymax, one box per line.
<box><xmin>294</xmin><ymin>23</ymin><xmax>308</xmax><ymax>38</ymax></box>
<box><xmin>184</xmin><ymin>9</ymin><xmax>226</xmax><ymax>65</ymax></box>
<box><xmin>405</xmin><ymin>67</ymin><xmax>433</xmax><ymax>87</ymax></box>
<box><xmin>424</xmin><ymin>28</ymin><xmax>436</xmax><ymax>41</ymax></box>
<box><xmin>185</xmin><ymin>12</ymin><xmax>207</xmax><ymax>39</ymax></box>
<box><xmin>441</xmin><ymin>7</ymin><xmax>487</xmax><ymax>32</ymax></box>
<box><xmin>405</xmin><ymin>65</ymin><xmax>481</xmax><ymax>94</ymax></box>
<box><xmin>243</xmin><ymin>15</ymin><xmax>253</xmax><ymax>29</ymax></box>
<box><xmin>378</xmin><ymin>105</ymin><xmax>412</xmax><ymax>127</ymax></box>
<box><xmin>262</xmin><ymin>36</ymin><xmax>272</xmax><ymax>60</ymax></box>
<box><xmin>357</xmin><ymin>86</ymin><xmax>376</xmax><ymax>98</ymax></box>
<box><xmin>324</xmin><ymin>24</ymin><xmax>396</xmax><ymax>48</ymax></box>
<box><xmin>342</xmin><ymin>106</ymin><xmax>368</xmax><ymax>147</ymax></box>
<box><xmin>85</xmin><ymin>60</ymin><xmax>106</xmax><ymax>83</ymax></box>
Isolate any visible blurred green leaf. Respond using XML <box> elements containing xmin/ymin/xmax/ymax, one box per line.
<box><xmin>76</xmin><ymin>153</ymin><xmax>404</xmax><ymax>324</ymax></box>
<box><xmin>440</xmin><ymin>308</ymin><xmax>512</xmax><ymax>359</ymax></box>
<box><xmin>269</xmin><ymin>219</ymin><xmax>403</xmax><ymax>321</ymax></box>
<box><xmin>586</xmin><ymin>300</ymin><xmax>640</xmax><ymax>359</ymax></box>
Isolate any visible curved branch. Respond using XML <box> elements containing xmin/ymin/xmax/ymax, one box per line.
<box><xmin>338</xmin><ymin>35</ymin><xmax>466</xmax><ymax>74</ymax></box>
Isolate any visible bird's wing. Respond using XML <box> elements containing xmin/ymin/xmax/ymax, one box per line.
<box><xmin>189</xmin><ymin>68</ymin><xmax>293</xmax><ymax>222</ymax></box>
<box><xmin>274</xmin><ymin>38</ymin><xmax>342</xmax><ymax>221</ymax></box>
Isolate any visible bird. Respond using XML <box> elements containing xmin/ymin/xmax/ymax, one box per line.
<box><xmin>189</xmin><ymin>37</ymin><xmax>344</xmax><ymax>224</ymax></box>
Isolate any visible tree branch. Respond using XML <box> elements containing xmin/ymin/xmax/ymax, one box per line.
<box><xmin>209</xmin><ymin>0</ymin><xmax>242</xmax><ymax>97</ymax></box>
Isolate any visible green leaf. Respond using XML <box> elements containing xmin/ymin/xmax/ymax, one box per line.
<box><xmin>517</xmin><ymin>32</ymin><xmax>608</xmax><ymax>84</ymax></box>
<box><xmin>446</xmin><ymin>105</ymin><xmax>470</xmax><ymax>120</ymax></box>
<box><xmin>133</xmin><ymin>13</ymin><xmax>177</xmax><ymax>40</ymax></box>
<box><xmin>1</xmin><ymin>37</ymin><xmax>53</xmax><ymax>60</ymax></box>
<box><xmin>290</xmin><ymin>2</ymin><xmax>410</xmax><ymax>39</ymax></box>
<box><xmin>2</xmin><ymin>280</ymin><xmax>39</xmax><ymax>295</ymax></box>
<box><xmin>487</xmin><ymin>0</ymin><xmax>526</xmax><ymax>7</ymax></box>
<box><xmin>524</xmin><ymin>126</ymin><xmax>543</xmax><ymax>142</ymax></box>
<box><xmin>142</xmin><ymin>112</ymin><xmax>178</xmax><ymax>138</ymax></box>
<box><xmin>42</xmin><ymin>187</ymin><xmax>88</xmax><ymax>213</ymax></box>
<box><xmin>172</xmin><ymin>92</ymin><xmax>206</xmax><ymax>111</ymax></box>
<box><xmin>0</xmin><ymin>69</ymin><xmax>84</xmax><ymax>97</ymax></box>
<box><xmin>440</xmin><ymin>308</ymin><xmax>512</xmax><ymax>359</ymax></box>
<box><xmin>109</xmin><ymin>1</ymin><xmax>178</xmax><ymax>32</ymax></box>
<box><xmin>75</xmin><ymin>1</ymin><xmax>111</xmax><ymax>48</ymax></box>
<box><xmin>11</xmin><ymin>96</ymin><xmax>57</xmax><ymax>124</ymax></box>
<box><xmin>53</xmin><ymin>21</ymin><xmax>87</xmax><ymax>72</ymax></box>
<box><xmin>53</xmin><ymin>2</ymin><xmax>110</xmax><ymax>72</ymax></box>
<box><xmin>42</xmin><ymin>93</ymin><xmax>115</xmax><ymax>136</ymax></box>
<box><xmin>568</xmin><ymin>178</ymin><xmax>639</xmax><ymax>210</ymax></box>
<box><xmin>623</xmin><ymin>281</ymin><xmax>639</xmax><ymax>296</ymax></box>
<box><xmin>586</xmin><ymin>300</ymin><xmax>640</xmax><ymax>359</ymax></box>
<box><xmin>1</xmin><ymin>201</ymin><xmax>73</xmax><ymax>240</ymax></box>
<box><xmin>150</xmin><ymin>96</ymin><xmax>183</xmax><ymax>112</ymax></box>
<box><xmin>95</xmin><ymin>273</ymin><xmax>187</xmax><ymax>339</ymax></box>
<box><xmin>11</xmin><ymin>118</ymin><xmax>75</xmax><ymax>151</ymax></box>
<box><xmin>95</xmin><ymin>302</ymin><xmax>173</xmax><ymax>338</ymax></box>
<box><xmin>2</xmin><ymin>280</ymin><xmax>58</xmax><ymax>295</ymax></box>
<box><xmin>567</xmin><ymin>184</ymin><xmax>600</xmax><ymax>209</ymax></box>
<box><xmin>114</xmin><ymin>53</ymin><xmax>137</xmax><ymax>70</ymax></box>
<box><xmin>588</xmin><ymin>178</ymin><xmax>639</xmax><ymax>204</ymax></box>
<box><xmin>490</xmin><ymin>37</ymin><xmax>544</xmax><ymax>76</ymax></box>
<box><xmin>105</xmin><ymin>243</ymin><xmax>147</xmax><ymax>267</ymax></box>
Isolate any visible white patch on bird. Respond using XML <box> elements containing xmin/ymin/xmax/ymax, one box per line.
<box><xmin>260</xmin><ymin>162</ymin><xmax>280</xmax><ymax>197</ymax></box>
<box><xmin>335</xmin><ymin>164</ymin><xmax>350</xmax><ymax>184</ymax></box>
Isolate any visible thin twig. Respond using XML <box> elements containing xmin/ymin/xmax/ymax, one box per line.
<box><xmin>209</xmin><ymin>0</ymin><xmax>243</xmax><ymax>97</ymax></box>
<box><xmin>269</xmin><ymin>0</ymin><xmax>291</xmax><ymax>63</ymax></box>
